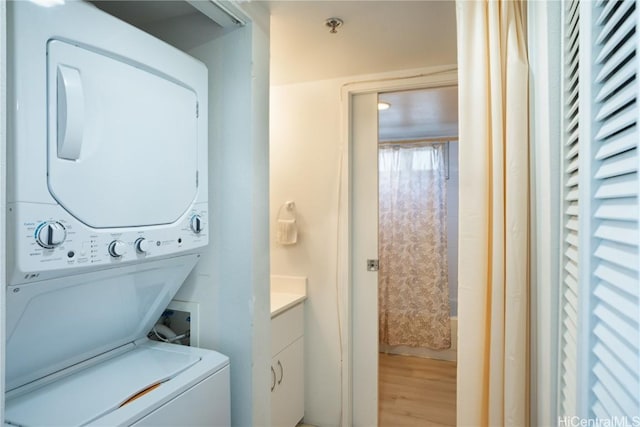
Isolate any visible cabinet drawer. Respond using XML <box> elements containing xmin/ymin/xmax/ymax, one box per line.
<box><xmin>272</xmin><ymin>303</ymin><xmax>303</xmax><ymax>357</ymax></box>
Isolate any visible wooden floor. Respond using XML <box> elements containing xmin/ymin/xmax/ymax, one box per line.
<box><xmin>378</xmin><ymin>353</ymin><xmax>457</xmax><ymax>427</ymax></box>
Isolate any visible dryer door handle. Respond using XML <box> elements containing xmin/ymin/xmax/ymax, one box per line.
<box><xmin>57</xmin><ymin>65</ymin><xmax>85</xmax><ymax>160</ymax></box>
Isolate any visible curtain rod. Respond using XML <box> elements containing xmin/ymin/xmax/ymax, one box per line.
<box><xmin>378</xmin><ymin>136</ymin><xmax>458</xmax><ymax>145</ymax></box>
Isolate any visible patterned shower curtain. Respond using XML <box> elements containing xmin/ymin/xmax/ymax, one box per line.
<box><xmin>378</xmin><ymin>143</ymin><xmax>451</xmax><ymax>350</ymax></box>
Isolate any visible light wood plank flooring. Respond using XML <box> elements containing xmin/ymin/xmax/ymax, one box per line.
<box><xmin>379</xmin><ymin>353</ymin><xmax>456</xmax><ymax>427</ymax></box>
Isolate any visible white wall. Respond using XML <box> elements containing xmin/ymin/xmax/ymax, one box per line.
<box><xmin>270</xmin><ymin>66</ymin><xmax>457</xmax><ymax>426</ymax></box>
<box><xmin>175</xmin><ymin>5</ymin><xmax>271</xmax><ymax>427</ymax></box>
<box><xmin>271</xmin><ymin>78</ymin><xmax>343</xmax><ymax>426</ymax></box>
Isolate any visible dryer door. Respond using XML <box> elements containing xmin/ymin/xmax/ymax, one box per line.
<box><xmin>47</xmin><ymin>40</ymin><xmax>199</xmax><ymax>228</ymax></box>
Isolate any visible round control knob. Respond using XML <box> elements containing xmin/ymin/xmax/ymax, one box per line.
<box><xmin>135</xmin><ymin>238</ymin><xmax>150</xmax><ymax>254</ymax></box>
<box><xmin>35</xmin><ymin>221</ymin><xmax>67</xmax><ymax>249</ymax></box>
<box><xmin>108</xmin><ymin>240</ymin><xmax>127</xmax><ymax>258</ymax></box>
<box><xmin>190</xmin><ymin>215</ymin><xmax>203</xmax><ymax>234</ymax></box>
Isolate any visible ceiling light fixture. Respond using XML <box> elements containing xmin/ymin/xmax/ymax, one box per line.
<box><xmin>378</xmin><ymin>101</ymin><xmax>391</xmax><ymax>111</ymax></box>
<box><xmin>325</xmin><ymin>17</ymin><xmax>344</xmax><ymax>34</ymax></box>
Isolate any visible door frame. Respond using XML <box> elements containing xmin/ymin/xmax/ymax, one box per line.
<box><xmin>338</xmin><ymin>65</ymin><xmax>458</xmax><ymax>425</ymax></box>
<box><xmin>1</xmin><ymin>2</ymin><xmax>7</xmax><ymax>421</ymax></box>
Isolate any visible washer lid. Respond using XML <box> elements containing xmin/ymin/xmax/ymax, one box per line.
<box><xmin>5</xmin><ymin>345</ymin><xmax>201</xmax><ymax>426</ymax></box>
<box><xmin>5</xmin><ymin>255</ymin><xmax>199</xmax><ymax>391</ymax></box>
<box><xmin>47</xmin><ymin>40</ymin><xmax>199</xmax><ymax>228</ymax></box>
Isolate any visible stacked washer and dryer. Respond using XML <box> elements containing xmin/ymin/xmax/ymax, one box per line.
<box><xmin>4</xmin><ymin>1</ymin><xmax>230</xmax><ymax>425</ymax></box>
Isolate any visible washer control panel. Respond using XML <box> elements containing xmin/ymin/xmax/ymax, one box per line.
<box><xmin>8</xmin><ymin>202</ymin><xmax>209</xmax><ymax>284</ymax></box>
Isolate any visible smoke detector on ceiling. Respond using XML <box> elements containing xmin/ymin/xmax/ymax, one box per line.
<box><xmin>325</xmin><ymin>17</ymin><xmax>344</xmax><ymax>34</ymax></box>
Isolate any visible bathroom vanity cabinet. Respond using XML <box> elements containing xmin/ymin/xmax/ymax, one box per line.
<box><xmin>271</xmin><ymin>302</ymin><xmax>304</xmax><ymax>427</ymax></box>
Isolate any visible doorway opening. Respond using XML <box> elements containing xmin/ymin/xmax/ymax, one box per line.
<box><xmin>376</xmin><ymin>86</ymin><xmax>458</xmax><ymax>426</ymax></box>
<box><xmin>345</xmin><ymin>66</ymin><xmax>457</xmax><ymax>427</ymax></box>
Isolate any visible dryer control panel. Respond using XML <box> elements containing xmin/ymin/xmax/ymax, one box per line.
<box><xmin>7</xmin><ymin>202</ymin><xmax>209</xmax><ymax>285</ymax></box>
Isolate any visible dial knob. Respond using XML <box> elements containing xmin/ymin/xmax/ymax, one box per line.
<box><xmin>135</xmin><ymin>238</ymin><xmax>150</xmax><ymax>254</ymax></box>
<box><xmin>190</xmin><ymin>215</ymin><xmax>203</xmax><ymax>234</ymax></box>
<box><xmin>108</xmin><ymin>240</ymin><xmax>127</xmax><ymax>258</ymax></box>
<box><xmin>35</xmin><ymin>221</ymin><xmax>67</xmax><ymax>249</ymax></box>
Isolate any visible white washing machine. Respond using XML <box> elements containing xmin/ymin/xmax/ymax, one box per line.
<box><xmin>4</xmin><ymin>1</ymin><xmax>229</xmax><ymax>425</ymax></box>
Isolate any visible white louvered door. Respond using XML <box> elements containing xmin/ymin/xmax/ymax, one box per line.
<box><xmin>558</xmin><ymin>0</ymin><xmax>640</xmax><ymax>419</ymax></box>
<box><xmin>559</xmin><ymin>0</ymin><xmax>581</xmax><ymax>418</ymax></box>
<box><xmin>583</xmin><ymin>0</ymin><xmax>639</xmax><ymax>418</ymax></box>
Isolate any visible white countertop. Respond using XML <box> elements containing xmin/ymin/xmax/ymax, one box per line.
<box><xmin>270</xmin><ymin>275</ymin><xmax>307</xmax><ymax>318</ymax></box>
<box><xmin>270</xmin><ymin>292</ymin><xmax>306</xmax><ymax>318</ymax></box>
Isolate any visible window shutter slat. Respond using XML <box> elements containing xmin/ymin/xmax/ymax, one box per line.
<box><xmin>594</xmin><ymin>12</ymin><xmax>635</xmax><ymax>66</ymax></box>
<box><xmin>594</xmin><ymin>173</ymin><xmax>637</xmax><ymax>199</ymax></box>
<box><xmin>567</xmin><ymin>113</ymin><xmax>580</xmax><ymax>132</ymax></box>
<box><xmin>593</xmin><ymin>240</ymin><xmax>638</xmax><ymax>271</ymax></box>
<box><xmin>594</xmin><ymin>83</ymin><xmax>635</xmax><ymax>122</ymax></box>
<box><xmin>567</xmin><ymin>91</ymin><xmax>580</xmax><ymax>118</ymax></box>
<box><xmin>595</xmin><ymin>33</ymin><xmax>635</xmax><ymax>83</ymax></box>
<box><xmin>593</xmin><ymin>262</ymin><xmax>638</xmax><ymax>297</ymax></box>
<box><xmin>594</xmin><ymin>322</ymin><xmax>638</xmax><ymax>370</ymax></box>
<box><xmin>593</xmin><ymin>344</ymin><xmax>640</xmax><ymax>396</ymax></box>
<box><xmin>595</xmin><ymin>127</ymin><xmax>637</xmax><ymax>160</ymax></box>
<box><xmin>591</xmin><ymin>374</ymin><xmax>626</xmax><ymax>416</ymax></box>
<box><xmin>566</xmin><ymin>202</ymin><xmax>579</xmax><ymax>216</ymax></box>
<box><xmin>595</xmin><ymin>220</ymin><xmax>637</xmax><ymax>245</ymax></box>
<box><xmin>595</xmin><ymin>60</ymin><xmax>635</xmax><ymax>103</ymax></box>
<box><xmin>594</xmin><ymin>149</ymin><xmax>638</xmax><ymax>179</ymax></box>
<box><xmin>559</xmin><ymin>0</ymin><xmax>581</xmax><ymax>417</ymax></box>
<box><xmin>596</xmin><ymin>0</ymin><xmax>622</xmax><ymax>26</ymax></box>
<box><xmin>593</xmin><ymin>362</ymin><xmax>634</xmax><ymax>414</ymax></box>
<box><xmin>566</xmin><ymin>259</ymin><xmax>579</xmax><ymax>280</ymax></box>
<box><xmin>593</xmin><ymin>197</ymin><xmax>638</xmax><ymax>221</ymax></box>
<box><xmin>594</xmin><ymin>108</ymin><xmax>637</xmax><ymax>141</ymax></box>
<box><xmin>566</xmin><ymin>245</ymin><xmax>579</xmax><ymax>263</ymax></box>
<box><xmin>567</xmin><ymin>128</ymin><xmax>580</xmax><ymax>147</ymax></box>
<box><xmin>593</xmin><ymin>282</ymin><xmax>638</xmax><ymax>320</ymax></box>
<box><xmin>588</xmin><ymin>3</ymin><xmax>640</xmax><ymax>413</ymax></box>
<box><xmin>567</xmin><ymin>158</ymin><xmax>579</xmax><ymax>174</ymax></box>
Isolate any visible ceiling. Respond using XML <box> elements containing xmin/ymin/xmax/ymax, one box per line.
<box><xmin>93</xmin><ymin>0</ymin><xmax>459</xmax><ymax>141</ymax></box>
<box><xmin>267</xmin><ymin>0</ymin><xmax>458</xmax><ymax>86</ymax></box>
<box><xmin>378</xmin><ymin>86</ymin><xmax>458</xmax><ymax>141</ymax></box>
<box><xmin>267</xmin><ymin>1</ymin><xmax>459</xmax><ymax>140</ymax></box>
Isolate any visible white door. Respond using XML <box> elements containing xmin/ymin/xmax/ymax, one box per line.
<box><xmin>351</xmin><ymin>92</ymin><xmax>379</xmax><ymax>426</ymax></box>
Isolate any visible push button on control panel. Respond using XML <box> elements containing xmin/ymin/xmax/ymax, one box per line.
<box><xmin>35</xmin><ymin>221</ymin><xmax>67</xmax><ymax>249</ymax></box>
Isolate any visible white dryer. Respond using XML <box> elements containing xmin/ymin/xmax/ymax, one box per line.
<box><xmin>5</xmin><ymin>1</ymin><xmax>229</xmax><ymax>425</ymax></box>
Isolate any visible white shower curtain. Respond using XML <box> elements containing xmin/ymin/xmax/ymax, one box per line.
<box><xmin>378</xmin><ymin>144</ymin><xmax>451</xmax><ymax>350</ymax></box>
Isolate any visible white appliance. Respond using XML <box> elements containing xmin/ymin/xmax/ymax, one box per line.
<box><xmin>4</xmin><ymin>1</ymin><xmax>229</xmax><ymax>425</ymax></box>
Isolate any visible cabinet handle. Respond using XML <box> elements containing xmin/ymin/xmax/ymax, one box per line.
<box><xmin>277</xmin><ymin>360</ymin><xmax>284</xmax><ymax>385</ymax></box>
<box><xmin>271</xmin><ymin>366</ymin><xmax>276</xmax><ymax>392</ymax></box>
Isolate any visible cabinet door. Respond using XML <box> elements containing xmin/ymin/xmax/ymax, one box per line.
<box><xmin>271</xmin><ymin>337</ymin><xmax>304</xmax><ymax>427</ymax></box>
